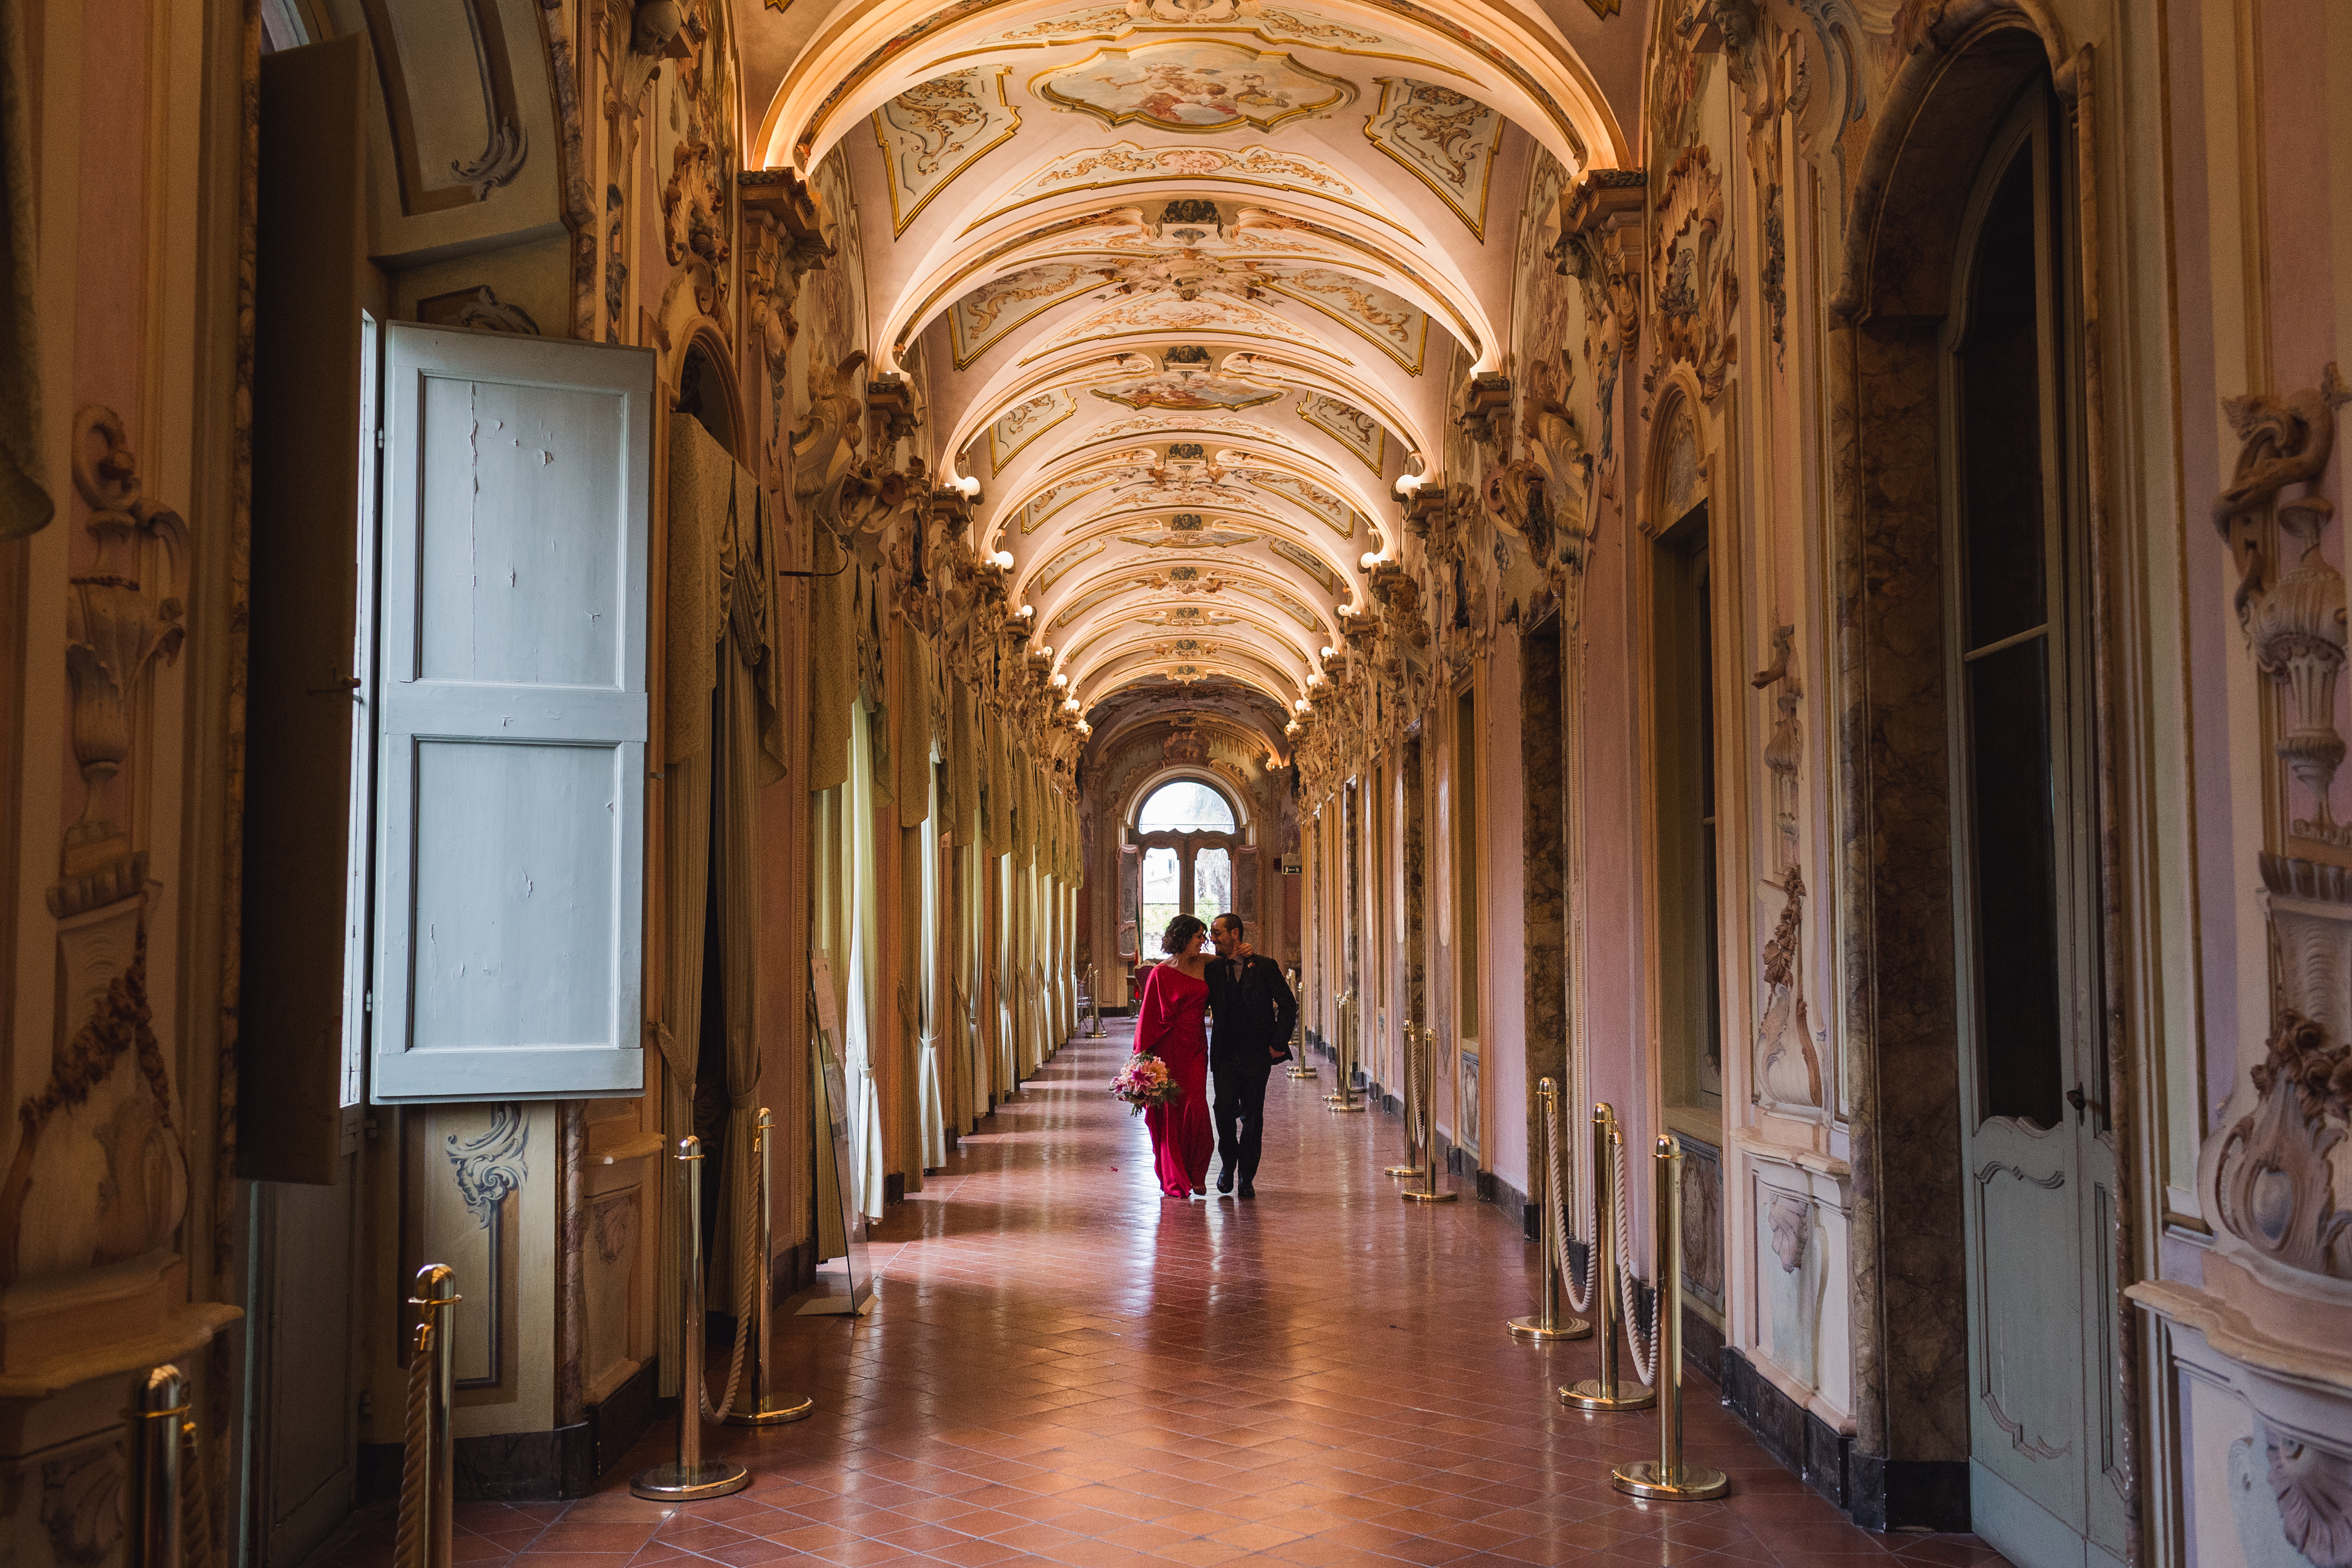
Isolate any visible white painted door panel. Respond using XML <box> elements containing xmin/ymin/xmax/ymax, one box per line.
<box><xmin>372</xmin><ymin>324</ymin><xmax>654</xmax><ymax>1103</ymax></box>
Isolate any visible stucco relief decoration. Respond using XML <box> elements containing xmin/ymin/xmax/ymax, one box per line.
<box><xmin>978</xmin><ymin>143</ymin><xmax>1380</xmax><ymax>226</ymax></box>
<box><xmin>40</xmin><ymin>1441</ymin><xmax>125</xmax><ymax>1566</ymax></box>
<box><xmin>2264</xmin><ymin>1429</ymin><xmax>2352</xmax><ymax>1568</ymax></box>
<box><xmin>1117</xmin><ymin>518</ymin><xmax>1262</xmax><ymax>547</ymax></box>
<box><xmin>2216</xmin><ymin>363</ymin><xmax>2352</xmax><ymax>844</ymax></box>
<box><xmin>0</xmin><ymin>406</ymin><xmax>192</xmax><ymax>1288</ymax></box>
<box><xmin>793</xmin><ymin>352</ymin><xmax>917</xmax><ymax>548</ymax></box>
<box><xmin>1750</xmin><ymin>624</ymin><xmax>1820</xmax><ymax>1107</ymax></box>
<box><xmin>1648</xmin><ymin>146</ymin><xmax>1738</xmax><ymax>405</ymax></box>
<box><xmin>661</xmin><ymin>136</ymin><xmax>730</xmax><ymax>315</ymax></box>
<box><xmin>1362</xmin><ymin>79</ymin><xmax>1504</xmax><ymax>239</ymax></box>
<box><xmin>1035</xmin><ymin>42</ymin><xmax>1355</xmax><ymax>133</ymax></box>
<box><xmin>446</xmin><ymin>1105</ymin><xmax>531</xmax><ymax>1227</ymax></box>
<box><xmin>2214</xmin><ymin>1007</ymin><xmax>2351</xmax><ymax>1279</ymax></box>
<box><xmin>743</xmin><ymin>168</ymin><xmax>838</xmax><ymax>493</ymax></box>
<box><xmin>875</xmin><ymin>69</ymin><xmax>1021</xmax><ymax>235</ymax></box>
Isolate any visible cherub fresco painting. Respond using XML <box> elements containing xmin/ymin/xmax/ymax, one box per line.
<box><xmin>1038</xmin><ymin>44</ymin><xmax>1353</xmax><ymax>133</ymax></box>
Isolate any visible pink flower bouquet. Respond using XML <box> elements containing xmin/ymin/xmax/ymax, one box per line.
<box><xmin>1109</xmin><ymin>1053</ymin><xmax>1181</xmax><ymax>1115</ymax></box>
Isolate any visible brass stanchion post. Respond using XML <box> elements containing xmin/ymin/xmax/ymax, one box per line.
<box><xmin>133</xmin><ymin>1366</ymin><xmax>187</xmax><ymax>1568</ymax></box>
<box><xmin>1613</xmin><ymin>1136</ymin><xmax>1728</xmax><ymax>1500</ymax></box>
<box><xmin>1328</xmin><ymin>994</ymin><xmax>1366</xmax><ymax>1111</ymax></box>
<box><xmin>1509</xmin><ymin>1078</ymin><xmax>1590</xmax><ymax>1339</ymax></box>
<box><xmin>1563</xmin><ymin>1105</ymin><xmax>1653</xmax><ymax>1410</ymax></box>
<box><xmin>1401</xmin><ymin>1026</ymin><xmax>1456</xmax><ymax>1202</ymax></box>
<box><xmin>1287</xmin><ymin>968</ymin><xmax>1316</xmax><ymax>1077</ymax></box>
<box><xmin>1374</xmin><ymin>1020</ymin><xmax>1411</xmax><ymax>1175</ymax></box>
<box><xmin>634</xmin><ymin>1137</ymin><xmax>752</xmax><ymax>1499</ymax></box>
<box><xmin>726</xmin><ymin>1109</ymin><xmax>814</xmax><ymax>1426</ymax></box>
<box><xmin>397</xmin><ymin>1265</ymin><xmax>459</xmax><ymax>1568</ymax></box>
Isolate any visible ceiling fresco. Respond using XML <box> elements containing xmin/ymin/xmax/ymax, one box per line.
<box><xmin>749</xmin><ymin>0</ymin><xmax>1634</xmax><ymax>734</ymax></box>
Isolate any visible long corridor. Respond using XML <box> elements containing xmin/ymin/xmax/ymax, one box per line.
<box><xmin>319</xmin><ymin>1028</ymin><xmax>2017</xmax><ymax>1568</ymax></box>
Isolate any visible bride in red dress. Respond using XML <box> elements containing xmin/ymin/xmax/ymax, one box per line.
<box><xmin>1134</xmin><ymin>914</ymin><xmax>1215</xmax><ymax>1198</ymax></box>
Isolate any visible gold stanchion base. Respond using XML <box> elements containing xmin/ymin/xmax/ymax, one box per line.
<box><xmin>1328</xmin><ymin>1102</ymin><xmax>1367</xmax><ymax>1113</ymax></box>
<box><xmin>631</xmin><ymin>1460</ymin><xmax>751</xmax><ymax>1500</ymax></box>
<box><xmin>1507</xmin><ymin>1315</ymin><xmax>1592</xmax><ymax>1340</ymax></box>
<box><xmin>1287</xmin><ymin>1065</ymin><xmax>1318</xmax><ymax>1078</ymax></box>
<box><xmin>722</xmin><ymin>1394</ymin><xmax>814</xmax><ymax>1427</ymax></box>
<box><xmin>1561</xmin><ymin>1379</ymin><xmax>1656</xmax><ymax>1410</ymax></box>
<box><xmin>1382</xmin><ymin>1163</ymin><xmax>1419</xmax><ymax>1176</ymax></box>
<box><xmin>1611</xmin><ymin>1461</ymin><xmax>1728</xmax><ymax>1501</ymax></box>
<box><xmin>1401</xmin><ymin>1189</ymin><xmax>1457</xmax><ymax>1203</ymax></box>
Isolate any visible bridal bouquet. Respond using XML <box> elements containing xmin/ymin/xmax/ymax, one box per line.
<box><xmin>1109</xmin><ymin>1053</ymin><xmax>1181</xmax><ymax>1115</ymax></box>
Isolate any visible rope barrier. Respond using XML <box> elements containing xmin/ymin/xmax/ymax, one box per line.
<box><xmin>1612</xmin><ymin>1128</ymin><xmax>1660</xmax><ymax>1388</ymax></box>
<box><xmin>697</xmin><ymin>1139</ymin><xmax>757</xmax><ymax>1425</ymax></box>
<box><xmin>395</xmin><ymin>1323</ymin><xmax>432</xmax><ymax>1568</ymax></box>
<box><xmin>1540</xmin><ymin>1089</ymin><xmax>1598</xmax><ymax>1317</ymax></box>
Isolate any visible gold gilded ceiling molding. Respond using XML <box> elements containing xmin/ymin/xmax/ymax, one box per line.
<box><xmin>1361</xmin><ymin>77</ymin><xmax>1505</xmax><ymax>240</ymax></box>
<box><xmin>1032</xmin><ymin>40</ymin><xmax>1357</xmax><ymax>133</ymax></box>
<box><xmin>977</xmin><ymin>1</ymin><xmax>1390</xmax><ymax>53</ymax></box>
<box><xmin>1297</xmin><ymin>393</ymin><xmax>1387</xmax><ymax>470</ymax></box>
<box><xmin>986</xmin><ymin>389</ymin><xmax>1080</xmax><ymax>472</ymax></box>
<box><xmin>872</xmin><ymin>68</ymin><xmax>1022</xmax><ymax>236</ymax></box>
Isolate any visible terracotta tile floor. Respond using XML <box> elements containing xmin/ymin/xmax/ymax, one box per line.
<box><xmin>317</xmin><ymin>1024</ymin><xmax>2014</xmax><ymax>1568</ymax></box>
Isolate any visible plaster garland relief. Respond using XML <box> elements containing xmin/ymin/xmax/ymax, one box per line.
<box><xmin>0</xmin><ymin>407</ymin><xmax>191</xmax><ymax>1290</ymax></box>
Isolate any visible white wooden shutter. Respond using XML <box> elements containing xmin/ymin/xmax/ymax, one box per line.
<box><xmin>370</xmin><ymin>324</ymin><xmax>654</xmax><ymax>1102</ymax></box>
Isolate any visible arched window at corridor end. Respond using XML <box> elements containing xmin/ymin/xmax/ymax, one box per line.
<box><xmin>1135</xmin><ymin>779</ymin><xmax>1237</xmax><ymax>836</ymax></box>
<box><xmin>1122</xmin><ymin>777</ymin><xmax>1245</xmax><ymax>961</ymax></box>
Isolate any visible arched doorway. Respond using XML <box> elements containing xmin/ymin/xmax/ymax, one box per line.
<box><xmin>1129</xmin><ymin>778</ymin><xmax>1242</xmax><ymax>955</ymax></box>
<box><xmin>1832</xmin><ymin>15</ymin><xmax>2129</xmax><ymax>1561</ymax></box>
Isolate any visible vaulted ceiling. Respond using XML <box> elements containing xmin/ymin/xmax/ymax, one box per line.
<box><xmin>744</xmin><ymin>0</ymin><xmax>1634</xmax><ymax>756</ymax></box>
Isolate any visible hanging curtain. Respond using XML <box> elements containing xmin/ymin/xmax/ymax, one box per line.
<box><xmin>807</xmin><ymin>528</ymin><xmax>856</xmax><ymax>793</ymax></box>
<box><xmin>709</xmin><ymin>464</ymin><xmax>781</xmax><ymax>1303</ymax></box>
<box><xmin>985</xmin><ymin>712</ymin><xmax>1012</xmax><ymax>856</ymax></box>
<box><xmin>843</xmin><ymin>697</ymin><xmax>888</xmax><ymax>1221</ymax></box>
<box><xmin>947</xmin><ymin>681</ymin><xmax>978</xmax><ymax>850</ymax></box>
<box><xmin>916</xmin><ymin>763</ymin><xmax>947</xmax><ymax>1171</ymax></box>
<box><xmin>653</xmin><ymin>417</ymin><xmax>733</xmax><ymax>1396</ymax></box>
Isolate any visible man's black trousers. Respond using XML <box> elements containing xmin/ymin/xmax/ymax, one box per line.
<box><xmin>1212</xmin><ymin>1058</ymin><xmax>1274</xmax><ymax>1182</ymax></box>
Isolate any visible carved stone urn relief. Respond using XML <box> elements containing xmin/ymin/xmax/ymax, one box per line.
<box><xmin>0</xmin><ymin>407</ymin><xmax>191</xmax><ymax>1309</ymax></box>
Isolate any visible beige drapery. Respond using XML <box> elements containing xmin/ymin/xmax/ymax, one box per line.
<box><xmin>946</xmin><ymin>681</ymin><xmax>978</xmax><ymax>849</ymax></box>
<box><xmin>654</xmin><ymin>417</ymin><xmax>727</xmax><ymax>1396</ymax></box>
<box><xmin>660</xmin><ymin>417</ymin><xmax>780</xmax><ymax>1388</ymax></box>
<box><xmin>807</xmin><ymin>529</ymin><xmax>856</xmax><ymax>793</ymax></box>
<box><xmin>984</xmin><ymin>710</ymin><xmax>1012</xmax><ymax>856</ymax></box>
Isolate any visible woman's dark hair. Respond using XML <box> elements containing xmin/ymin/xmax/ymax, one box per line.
<box><xmin>1160</xmin><ymin>913</ymin><xmax>1207</xmax><ymax>955</ymax></box>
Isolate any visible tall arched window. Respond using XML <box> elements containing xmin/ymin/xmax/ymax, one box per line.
<box><xmin>1131</xmin><ymin>780</ymin><xmax>1240</xmax><ymax>952</ymax></box>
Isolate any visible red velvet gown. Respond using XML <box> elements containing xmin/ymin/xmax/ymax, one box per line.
<box><xmin>1133</xmin><ymin>963</ymin><xmax>1214</xmax><ymax>1197</ymax></box>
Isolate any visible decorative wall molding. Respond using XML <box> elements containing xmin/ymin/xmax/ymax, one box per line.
<box><xmin>39</xmin><ymin>1440</ymin><xmax>124</xmax><ymax>1565</ymax></box>
<box><xmin>447</xmin><ymin>1104</ymin><xmax>531</xmax><ymax>1228</ymax></box>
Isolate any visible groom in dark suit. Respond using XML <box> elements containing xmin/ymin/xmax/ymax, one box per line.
<box><xmin>1207</xmin><ymin>913</ymin><xmax>1298</xmax><ymax>1198</ymax></box>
